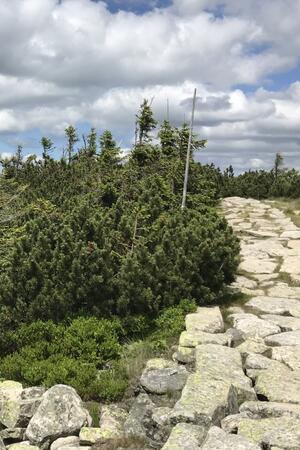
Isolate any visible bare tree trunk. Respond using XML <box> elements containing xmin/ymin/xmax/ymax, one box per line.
<box><xmin>181</xmin><ymin>88</ymin><xmax>197</xmax><ymax>209</ymax></box>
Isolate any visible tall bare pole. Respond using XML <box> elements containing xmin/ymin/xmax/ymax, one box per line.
<box><xmin>181</xmin><ymin>88</ymin><xmax>197</xmax><ymax>209</ymax></box>
<box><xmin>167</xmin><ymin>98</ymin><xmax>170</xmax><ymax>121</ymax></box>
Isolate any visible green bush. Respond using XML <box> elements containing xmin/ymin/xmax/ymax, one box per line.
<box><xmin>0</xmin><ymin>317</ymin><xmax>127</xmax><ymax>400</ymax></box>
<box><xmin>154</xmin><ymin>299</ymin><xmax>197</xmax><ymax>341</ymax></box>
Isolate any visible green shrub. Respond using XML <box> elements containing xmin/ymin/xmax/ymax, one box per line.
<box><xmin>62</xmin><ymin>317</ymin><xmax>123</xmax><ymax>367</ymax></box>
<box><xmin>153</xmin><ymin>299</ymin><xmax>197</xmax><ymax>340</ymax></box>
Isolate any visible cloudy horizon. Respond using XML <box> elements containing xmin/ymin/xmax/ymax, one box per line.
<box><xmin>0</xmin><ymin>0</ymin><xmax>300</xmax><ymax>172</ymax></box>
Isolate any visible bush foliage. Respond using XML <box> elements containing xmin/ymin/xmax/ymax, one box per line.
<box><xmin>0</xmin><ymin>100</ymin><xmax>240</xmax><ymax>399</ymax></box>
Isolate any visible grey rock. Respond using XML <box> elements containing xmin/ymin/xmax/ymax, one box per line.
<box><xmin>260</xmin><ymin>314</ymin><xmax>300</xmax><ymax>331</ymax></box>
<box><xmin>170</xmin><ymin>373</ymin><xmax>238</xmax><ymax>426</ymax></box>
<box><xmin>271</xmin><ymin>345</ymin><xmax>300</xmax><ymax>370</ymax></box>
<box><xmin>236</xmin><ymin>338</ymin><xmax>271</xmax><ymax>359</ymax></box>
<box><xmin>0</xmin><ymin>428</ymin><xmax>25</xmax><ymax>441</ymax></box>
<box><xmin>161</xmin><ymin>423</ymin><xmax>207</xmax><ymax>450</ymax></box>
<box><xmin>7</xmin><ymin>444</ymin><xmax>39</xmax><ymax>450</ymax></box>
<box><xmin>254</xmin><ymin>365</ymin><xmax>300</xmax><ymax>403</ymax></box>
<box><xmin>79</xmin><ymin>427</ymin><xmax>117</xmax><ymax>445</ymax></box>
<box><xmin>238</xmin><ymin>416</ymin><xmax>300</xmax><ymax>448</ymax></box>
<box><xmin>229</xmin><ymin>313</ymin><xmax>280</xmax><ymax>339</ymax></box>
<box><xmin>140</xmin><ymin>358</ymin><xmax>188</xmax><ymax>394</ymax></box>
<box><xmin>179</xmin><ymin>331</ymin><xmax>228</xmax><ymax>348</ymax></box>
<box><xmin>239</xmin><ymin>258</ymin><xmax>277</xmax><ymax>274</ymax></box>
<box><xmin>21</xmin><ymin>388</ymin><xmax>45</xmax><ymax>400</ymax></box>
<box><xmin>195</xmin><ymin>344</ymin><xmax>256</xmax><ymax>404</ymax></box>
<box><xmin>265</xmin><ymin>330</ymin><xmax>300</xmax><ymax>346</ymax></box>
<box><xmin>173</xmin><ymin>346</ymin><xmax>195</xmax><ymax>364</ymax></box>
<box><xmin>245</xmin><ymin>353</ymin><xmax>280</xmax><ymax>371</ymax></box>
<box><xmin>151</xmin><ymin>407</ymin><xmax>172</xmax><ymax>427</ymax></box>
<box><xmin>0</xmin><ymin>438</ymin><xmax>5</xmax><ymax>450</ymax></box>
<box><xmin>124</xmin><ymin>393</ymin><xmax>154</xmax><ymax>440</ymax></box>
<box><xmin>225</xmin><ymin>328</ymin><xmax>244</xmax><ymax>347</ymax></box>
<box><xmin>185</xmin><ymin>307</ymin><xmax>224</xmax><ymax>334</ymax></box>
<box><xmin>59</xmin><ymin>447</ymin><xmax>90</xmax><ymax>450</ymax></box>
<box><xmin>99</xmin><ymin>404</ymin><xmax>127</xmax><ymax>434</ymax></box>
<box><xmin>221</xmin><ymin>413</ymin><xmax>249</xmax><ymax>433</ymax></box>
<box><xmin>0</xmin><ymin>381</ymin><xmax>23</xmax><ymax>428</ymax></box>
<box><xmin>247</xmin><ymin>296</ymin><xmax>300</xmax><ymax>317</ymax></box>
<box><xmin>50</xmin><ymin>436</ymin><xmax>80</xmax><ymax>450</ymax></box>
<box><xmin>17</xmin><ymin>398</ymin><xmax>43</xmax><ymax>428</ymax></box>
<box><xmin>201</xmin><ymin>426</ymin><xmax>260</xmax><ymax>450</ymax></box>
<box><xmin>267</xmin><ymin>283</ymin><xmax>300</xmax><ymax>299</ymax></box>
<box><xmin>26</xmin><ymin>385</ymin><xmax>91</xmax><ymax>444</ymax></box>
<box><xmin>240</xmin><ymin>401</ymin><xmax>300</xmax><ymax>419</ymax></box>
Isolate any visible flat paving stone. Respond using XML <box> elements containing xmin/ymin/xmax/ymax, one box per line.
<box><xmin>229</xmin><ymin>313</ymin><xmax>280</xmax><ymax>339</ymax></box>
<box><xmin>265</xmin><ymin>330</ymin><xmax>300</xmax><ymax>346</ymax></box>
<box><xmin>272</xmin><ymin>346</ymin><xmax>300</xmax><ymax>370</ymax></box>
<box><xmin>185</xmin><ymin>307</ymin><xmax>224</xmax><ymax>334</ymax></box>
<box><xmin>161</xmin><ymin>423</ymin><xmax>207</xmax><ymax>450</ymax></box>
<box><xmin>201</xmin><ymin>426</ymin><xmax>260</xmax><ymax>450</ymax></box>
<box><xmin>238</xmin><ymin>416</ymin><xmax>300</xmax><ymax>448</ymax></box>
<box><xmin>254</xmin><ymin>364</ymin><xmax>300</xmax><ymax>403</ymax></box>
<box><xmin>247</xmin><ymin>296</ymin><xmax>300</xmax><ymax>317</ymax></box>
<box><xmin>267</xmin><ymin>283</ymin><xmax>300</xmax><ymax>299</ymax></box>
<box><xmin>281</xmin><ymin>256</ymin><xmax>300</xmax><ymax>275</ymax></box>
<box><xmin>281</xmin><ymin>230</ymin><xmax>300</xmax><ymax>239</ymax></box>
<box><xmin>240</xmin><ymin>400</ymin><xmax>300</xmax><ymax>419</ymax></box>
<box><xmin>239</xmin><ymin>258</ymin><xmax>277</xmax><ymax>274</ymax></box>
<box><xmin>260</xmin><ymin>314</ymin><xmax>300</xmax><ymax>331</ymax></box>
<box><xmin>195</xmin><ymin>344</ymin><xmax>256</xmax><ymax>404</ymax></box>
<box><xmin>179</xmin><ymin>331</ymin><xmax>229</xmax><ymax>348</ymax></box>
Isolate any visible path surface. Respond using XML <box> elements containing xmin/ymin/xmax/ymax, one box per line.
<box><xmin>157</xmin><ymin>197</ymin><xmax>300</xmax><ymax>449</ymax></box>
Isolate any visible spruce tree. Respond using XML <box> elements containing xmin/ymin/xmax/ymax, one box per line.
<box><xmin>41</xmin><ymin>137</ymin><xmax>54</xmax><ymax>160</ymax></box>
<box><xmin>99</xmin><ymin>130</ymin><xmax>120</xmax><ymax>166</ymax></box>
<box><xmin>87</xmin><ymin>128</ymin><xmax>97</xmax><ymax>156</ymax></box>
<box><xmin>158</xmin><ymin>120</ymin><xmax>178</xmax><ymax>157</ymax></box>
<box><xmin>65</xmin><ymin>126</ymin><xmax>79</xmax><ymax>163</ymax></box>
<box><xmin>136</xmin><ymin>99</ymin><xmax>157</xmax><ymax>145</ymax></box>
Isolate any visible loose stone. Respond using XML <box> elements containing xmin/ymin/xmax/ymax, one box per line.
<box><xmin>260</xmin><ymin>314</ymin><xmax>300</xmax><ymax>331</ymax></box>
<box><xmin>201</xmin><ymin>426</ymin><xmax>261</xmax><ymax>450</ymax></box>
<box><xmin>229</xmin><ymin>313</ymin><xmax>281</xmax><ymax>339</ymax></box>
<box><xmin>185</xmin><ymin>306</ymin><xmax>224</xmax><ymax>333</ymax></box>
<box><xmin>247</xmin><ymin>296</ymin><xmax>300</xmax><ymax>316</ymax></box>
<box><xmin>161</xmin><ymin>423</ymin><xmax>207</xmax><ymax>450</ymax></box>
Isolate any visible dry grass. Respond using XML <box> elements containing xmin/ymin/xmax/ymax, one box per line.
<box><xmin>269</xmin><ymin>198</ymin><xmax>300</xmax><ymax>227</ymax></box>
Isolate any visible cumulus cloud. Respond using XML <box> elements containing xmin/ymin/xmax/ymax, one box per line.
<box><xmin>0</xmin><ymin>0</ymin><xmax>300</xmax><ymax>170</ymax></box>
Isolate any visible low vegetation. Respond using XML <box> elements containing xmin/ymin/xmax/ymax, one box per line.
<box><xmin>0</xmin><ymin>101</ymin><xmax>239</xmax><ymax>399</ymax></box>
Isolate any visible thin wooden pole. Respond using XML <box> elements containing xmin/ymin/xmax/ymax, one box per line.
<box><xmin>167</xmin><ymin>98</ymin><xmax>170</xmax><ymax>122</ymax></box>
<box><xmin>181</xmin><ymin>88</ymin><xmax>197</xmax><ymax>209</ymax></box>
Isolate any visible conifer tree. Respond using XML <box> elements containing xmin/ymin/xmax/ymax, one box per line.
<box><xmin>136</xmin><ymin>99</ymin><xmax>157</xmax><ymax>145</ymax></box>
<box><xmin>65</xmin><ymin>125</ymin><xmax>79</xmax><ymax>163</ymax></box>
<box><xmin>158</xmin><ymin>120</ymin><xmax>178</xmax><ymax>157</ymax></box>
<box><xmin>99</xmin><ymin>130</ymin><xmax>120</xmax><ymax>166</ymax></box>
<box><xmin>41</xmin><ymin>137</ymin><xmax>54</xmax><ymax>160</ymax></box>
<box><xmin>87</xmin><ymin>128</ymin><xmax>97</xmax><ymax>156</ymax></box>
<box><xmin>178</xmin><ymin>123</ymin><xmax>206</xmax><ymax>161</ymax></box>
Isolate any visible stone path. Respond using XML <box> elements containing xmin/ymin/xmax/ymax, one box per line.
<box><xmin>154</xmin><ymin>197</ymin><xmax>300</xmax><ymax>449</ymax></box>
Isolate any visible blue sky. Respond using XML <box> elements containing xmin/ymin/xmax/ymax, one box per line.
<box><xmin>0</xmin><ymin>0</ymin><xmax>300</xmax><ymax>172</ymax></box>
<box><xmin>102</xmin><ymin>0</ymin><xmax>172</xmax><ymax>14</ymax></box>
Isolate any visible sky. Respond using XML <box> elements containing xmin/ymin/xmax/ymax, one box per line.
<box><xmin>0</xmin><ymin>0</ymin><xmax>300</xmax><ymax>172</ymax></box>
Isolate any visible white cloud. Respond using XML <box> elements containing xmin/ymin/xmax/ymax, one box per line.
<box><xmin>0</xmin><ymin>0</ymin><xmax>300</xmax><ymax>170</ymax></box>
<box><xmin>250</xmin><ymin>158</ymin><xmax>265</xmax><ymax>169</ymax></box>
